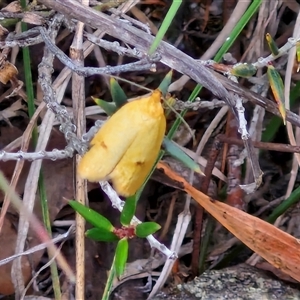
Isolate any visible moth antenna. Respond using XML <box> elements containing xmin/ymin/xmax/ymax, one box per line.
<box><xmin>110</xmin><ymin>75</ymin><xmax>152</xmax><ymax>92</ymax></box>
<box><xmin>163</xmin><ymin>96</ymin><xmax>196</xmax><ymax>144</ymax></box>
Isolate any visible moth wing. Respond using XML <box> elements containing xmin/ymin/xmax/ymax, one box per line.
<box><xmin>109</xmin><ymin>115</ymin><xmax>166</xmax><ymax>196</ymax></box>
<box><xmin>78</xmin><ymin>102</ymin><xmax>141</xmax><ymax>182</ymax></box>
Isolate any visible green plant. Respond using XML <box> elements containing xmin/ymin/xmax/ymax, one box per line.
<box><xmin>69</xmin><ymin>199</ymin><xmax>160</xmax><ymax>298</ymax></box>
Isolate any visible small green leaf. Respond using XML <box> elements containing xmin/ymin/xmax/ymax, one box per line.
<box><xmin>93</xmin><ymin>97</ymin><xmax>117</xmax><ymax>116</ymax></box>
<box><xmin>230</xmin><ymin>63</ymin><xmax>257</xmax><ymax>78</ymax></box>
<box><xmin>158</xmin><ymin>70</ymin><xmax>173</xmax><ymax>96</ymax></box>
<box><xmin>267</xmin><ymin>64</ymin><xmax>286</xmax><ymax>124</ymax></box>
<box><xmin>266</xmin><ymin>33</ymin><xmax>279</xmax><ymax>56</ymax></box>
<box><xmin>296</xmin><ymin>41</ymin><xmax>300</xmax><ymax>72</ymax></box>
<box><xmin>297</xmin><ymin>41</ymin><xmax>300</xmax><ymax>62</ymax></box>
<box><xmin>162</xmin><ymin>137</ymin><xmax>204</xmax><ymax>174</ymax></box>
<box><xmin>115</xmin><ymin>238</ymin><xmax>128</xmax><ymax>277</ymax></box>
<box><xmin>110</xmin><ymin>78</ymin><xmax>128</xmax><ymax>108</ymax></box>
<box><xmin>135</xmin><ymin>222</ymin><xmax>161</xmax><ymax>238</ymax></box>
<box><xmin>121</xmin><ymin>195</ymin><xmax>136</xmax><ymax>226</ymax></box>
<box><xmin>86</xmin><ymin>228</ymin><xmax>119</xmax><ymax>242</ymax></box>
<box><xmin>69</xmin><ymin>200</ymin><xmax>114</xmax><ymax>230</ymax></box>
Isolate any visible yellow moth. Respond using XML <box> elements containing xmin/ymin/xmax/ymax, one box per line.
<box><xmin>78</xmin><ymin>89</ymin><xmax>166</xmax><ymax>197</ymax></box>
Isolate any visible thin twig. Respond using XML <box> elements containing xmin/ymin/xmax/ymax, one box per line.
<box><xmin>0</xmin><ymin>149</ymin><xmax>73</xmax><ymax>161</ymax></box>
<box><xmin>191</xmin><ymin>139</ymin><xmax>222</xmax><ymax>277</ymax></box>
<box><xmin>0</xmin><ymin>103</ymin><xmax>44</xmax><ymax>233</ymax></box>
<box><xmin>0</xmin><ymin>171</ymin><xmax>75</xmax><ymax>284</ymax></box>
<box><xmin>169</xmin><ymin>0</ymin><xmax>252</xmax><ymax>92</ymax></box>
<box><xmin>217</xmin><ymin>135</ymin><xmax>300</xmax><ymax>153</ymax></box>
<box><xmin>70</xmin><ymin>2</ymin><xmax>87</xmax><ymax>297</ymax></box>
<box><xmin>0</xmin><ymin>28</ymin><xmax>42</xmax><ymax>48</ymax></box>
<box><xmin>83</xmin><ymin>31</ymin><xmax>146</xmax><ymax>59</ymax></box>
<box><xmin>39</xmin><ymin>27</ymin><xmax>158</xmax><ymax>76</ymax></box>
<box><xmin>11</xmin><ymin>15</ymin><xmax>66</xmax><ymax>297</ymax></box>
<box><xmin>0</xmin><ymin>225</ymin><xmax>75</xmax><ymax>267</ymax></box>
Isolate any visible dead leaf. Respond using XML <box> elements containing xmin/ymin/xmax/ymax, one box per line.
<box><xmin>157</xmin><ymin>162</ymin><xmax>300</xmax><ymax>283</ymax></box>
<box><xmin>0</xmin><ymin>61</ymin><xmax>18</xmax><ymax>84</ymax></box>
<box><xmin>0</xmin><ymin>100</ymin><xmax>26</xmax><ymax>121</ymax></box>
<box><xmin>0</xmin><ymin>24</ymin><xmax>9</xmax><ymax>41</ymax></box>
<box><xmin>0</xmin><ymin>215</ymin><xmax>43</xmax><ymax>295</ymax></box>
<box><xmin>1</xmin><ymin>1</ymin><xmax>21</xmax><ymax>12</ymax></box>
<box><xmin>22</xmin><ymin>12</ymin><xmax>46</xmax><ymax>26</ymax></box>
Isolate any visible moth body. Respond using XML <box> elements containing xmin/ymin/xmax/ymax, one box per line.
<box><xmin>78</xmin><ymin>89</ymin><xmax>166</xmax><ymax>196</ymax></box>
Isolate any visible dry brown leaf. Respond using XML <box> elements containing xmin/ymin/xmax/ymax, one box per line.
<box><xmin>0</xmin><ymin>130</ymin><xmax>74</xmax><ymax>219</ymax></box>
<box><xmin>157</xmin><ymin>162</ymin><xmax>300</xmax><ymax>282</ymax></box>
<box><xmin>1</xmin><ymin>1</ymin><xmax>21</xmax><ymax>13</ymax></box>
<box><xmin>22</xmin><ymin>12</ymin><xmax>46</xmax><ymax>25</ymax></box>
<box><xmin>0</xmin><ymin>130</ymin><xmax>76</xmax><ymax>294</ymax></box>
<box><xmin>0</xmin><ymin>215</ymin><xmax>43</xmax><ymax>295</ymax></box>
<box><xmin>0</xmin><ymin>24</ymin><xmax>9</xmax><ymax>41</ymax></box>
<box><xmin>0</xmin><ymin>61</ymin><xmax>18</xmax><ymax>84</ymax></box>
<box><xmin>0</xmin><ymin>100</ymin><xmax>26</xmax><ymax>121</ymax></box>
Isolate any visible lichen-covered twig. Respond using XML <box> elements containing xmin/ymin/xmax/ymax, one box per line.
<box><xmin>39</xmin><ymin>26</ymin><xmax>158</xmax><ymax>77</ymax></box>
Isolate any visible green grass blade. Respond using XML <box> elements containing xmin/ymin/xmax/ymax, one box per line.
<box><xmin>168</xmin><ymin>0</ymin><xmax>263</xmax><ymax>139</ymax></box>
<box><xmin>148</xmin><ymin>0</ymin><xmax>182</xmax><ymax>55</ymax></box>
<box><xmin>262</xmin><ymin>81</ymin><xmax>300</xmax><ymax>142</ymax></box>
<box><xmin>20</xmin><ymin>0</ymin><xmax>61</xmax><ymax>296</ymax></box>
